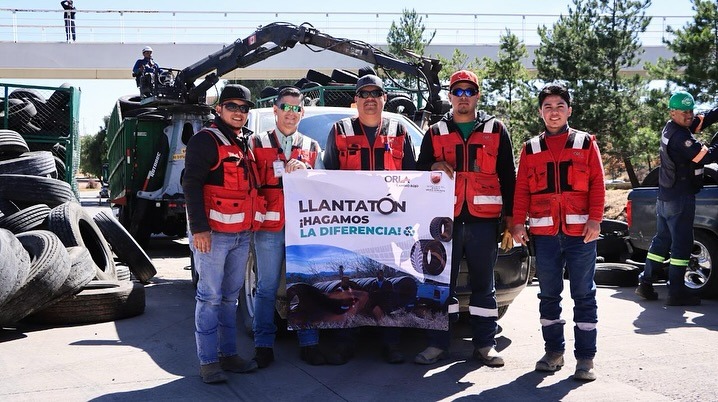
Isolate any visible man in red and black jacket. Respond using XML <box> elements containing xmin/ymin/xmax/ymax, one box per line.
<box><xmin>182</xmin><ymin>85</ymin><xmax>264</xmax><ymax>384</ymax></box>
<box><xmin>415</xmin><ymin>70</ymin><xmax>516</xmax><ymax>367</ymax></box>
<box><xmin>322</xmin><ymin>74</ymin><xmax>416</xmax><ymax>365</ymax></box>
<box><xmin>512</xmin><ymin>84</ymin><xmax>604</xmax><ymax>382</ymax></box>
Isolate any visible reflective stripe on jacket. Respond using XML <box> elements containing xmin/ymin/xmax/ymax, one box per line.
<box><xmin>201</xmin><ymin>127</ymin><xmax>265</xmax><ymax>232</ymax></box>
<box><xmin>251</xmin><ymin>129</ymin><xmax>319</xmax><ymax>231</ymax></box>
<box><xmin>429</xmin><ymin>118</ymin><xmax>503</xmax><ymax>218</ymax></box>
<box><xmin>522</xmin><ymin>129</ymin><xmax>594</xmax><ymax>236</ymax></box>
<box><xmin>333</xmin><ymin>117</ymin><xmax>405</xmax><ymax>170</ymax></box>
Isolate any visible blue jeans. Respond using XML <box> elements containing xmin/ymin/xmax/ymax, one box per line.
<box><xmin>534</xmin><ymin>233</ymin><xmax>597</xmax><ymax>360</ymax></box>
<box><xmin>190</xmin><ymin>230</ymin><xmax>250</xmax><ymax>365</ymax></box>
<box><xmin>641</xmin><ymin>195</ymin><xmax>695</xmax><ymax>297</ymax></box>
<box><xmin>428</xmin><ymin>220</ymin><xmax>499</xmax><ymax>350</ymax></box>
<box><xmin>253</xmin><ymin>229</ymin><xmax>318</xmax><ymax>347</ymax></box>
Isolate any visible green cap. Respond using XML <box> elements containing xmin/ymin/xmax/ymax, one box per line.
<box><xmin>668</xmin><ymin>91</ymin><xmax>695</xmax><ymax>111</ymax></box>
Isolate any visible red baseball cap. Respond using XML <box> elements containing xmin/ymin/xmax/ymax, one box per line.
<box><xmin>449</xmin><ymin>70</ymin><xmax>479</xmax><ymax>90</ymax></box>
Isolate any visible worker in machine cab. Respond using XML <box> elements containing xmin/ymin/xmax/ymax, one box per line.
<box><xmin>132</xmin><ymin>46</ymin><xmax>161</xmax><ymax>95</ymax></box>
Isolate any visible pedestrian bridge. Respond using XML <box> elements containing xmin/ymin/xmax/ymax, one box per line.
<box><xmin>0</xmin><ymin>8</ymin><xmax>679</xmax><ymax>80</ymax></box>
<box><xmin>0</xmin><ymin>41</ymin><xmax>675</xmax><ymax>80</ymax></box>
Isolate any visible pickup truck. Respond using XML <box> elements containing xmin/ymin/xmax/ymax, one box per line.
<box><xmin>626</xmin><ymin>163</ymin><xmax>718</xmax><ymax>298</ymax></box>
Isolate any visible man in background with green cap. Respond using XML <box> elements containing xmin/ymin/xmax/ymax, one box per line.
<box><xmin>636</xmin><ymin>90</ymin><xmax>718</xmax><ymax>306</ymax></box>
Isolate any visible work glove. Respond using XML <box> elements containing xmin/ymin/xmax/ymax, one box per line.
<box><xmin>500</xmin><ymin>229</ymin><xmax>513</xmax><ymax>252</ymax></box>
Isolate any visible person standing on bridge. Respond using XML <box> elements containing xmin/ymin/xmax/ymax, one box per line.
<box><xmin>247</xmin><ymin>86</ymin><xmax>329</xmax><ymax>368</ymax></box>
<box><xmin>414</xmin><ymin>69</ymin><xmax>516</xmax><ymax>368</ymax></box>
<box><xmin>512</xmin><ymin>84</ymin><xmax>604</xmax><ymax>382</ymax></box>
<box><xmin>182</xmin><ymin>85</ymin><xmax>263</xmax><ymax>384</ymax></box>
<box><xmin>635</xmin><ymin>91</ymin><xmax>718</xmax><ymax>306</ymax></box>
<box><xmin>322</xmin><ymin>74</ymin><xmax>417</xmax><ymax>365</ymax></box>
<box><xmin>60</xmin><ymin>0</ymin><xmax>76</xmax><ymax>42</ymax></box>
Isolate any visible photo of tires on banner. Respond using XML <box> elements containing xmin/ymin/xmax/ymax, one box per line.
<box><xmin>283</xmin><ymin>170</ymin><xmax>454</xmax><ymax>331</ymax></box>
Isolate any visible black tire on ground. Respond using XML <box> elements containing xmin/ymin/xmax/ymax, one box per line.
<box><xmin>0</xmin><ymin>174</ymin><xmax>76</xmax><ymax>208</ymax></box>
<box><xmin>594</xmin><ymin>263</ymin><xmax>640</xmax><ymax>287</ymax></box>
<box><xmin>0</xmin><ymin>228</ymin><xmax>31</xmax><ymax>308</ymax></box>
<box><xmin>429</xmin><ymin>217</ymin><xmax>453</xmax><ymax>242</ymax></box>
<box><xmin>93</xmin><ymin>210</ymin><xmax>156</xmax><ymax>283</ymax></box>
<box><xmin>0</xmin><ymin>203</ymin><xmax>51</xmax><ymax>234</ymax></box>
<box><xmin>33</xmin><ymin>246</ymin><xmax>97</xmax><ymax>312</ymax></box>
<box><xmin>0</xmin><ymin>151</ymin><xmax>57</xmax><ymax>177</ymax></box>
<box><xmin>23</xmin><ymin>280</ymin><xmax>145</xmax><ymax>325</ymax></box>
<box><xmin>385</xmin><ymin>96</ymin><xmax>417</xmax><ymax>116</ymax></box>
<box><xmin>47</xmin><ymin>201</ymin><xmax>117</xmax><ymax>281</ymax></box>
<box><xmin>0</xmin><ymin>129</ymin><xmax>30</xmax><ymax>158</ymax></box>
<box><xmin>0</xmin><ymin>230</ymin><xmax>71</xmax><ymax>325</ymax></box>
<box><xmin>410</xmin><ymin>239</ymin><xmax>448</xmax><ymax>276</ymax></box>
<box><xmin>686</xmin><ymin>230</ymin><xmax>718</xmax><ymax>299</ymax></box>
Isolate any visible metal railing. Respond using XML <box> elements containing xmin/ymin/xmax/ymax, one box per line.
<box><xmin>0</xmin><ymin>8</ymin><xmax>691</xmax><ymax>46</ymax></box>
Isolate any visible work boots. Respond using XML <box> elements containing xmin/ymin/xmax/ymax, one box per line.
<box><xmin>535</xmin><ymin>351</ymin><xmax>564</xmax><ymax>372</ymax></box>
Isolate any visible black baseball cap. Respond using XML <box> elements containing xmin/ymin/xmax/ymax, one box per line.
<box><xmin>219</xmin><ymin>85</ymin><xmax>255</xmax><ymax>107</ymax></box>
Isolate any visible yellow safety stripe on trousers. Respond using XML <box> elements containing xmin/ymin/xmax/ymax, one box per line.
<box><xmin>670</xmin><ymin>257</ymin><xmax>690</xmax><ymax>267</ymax></box>
<box><xmin>646</xmin><ymin>252</ymin><xmax>666</xmax><ymax>263</ymax></box>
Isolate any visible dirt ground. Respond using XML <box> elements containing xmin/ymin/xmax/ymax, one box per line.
<box><xmin>604</xmin><ymin>189</ymin><xmax>630</xmax><ymax>221</ymax></box>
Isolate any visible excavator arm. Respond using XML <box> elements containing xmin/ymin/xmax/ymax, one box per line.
<box><xmin>145</xmin><ymin>22</ymin><xmax>444</xmax><ymax>118</ymax></box>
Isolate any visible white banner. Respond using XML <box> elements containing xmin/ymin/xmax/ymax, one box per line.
<box><xmin>283</xmin><ymin>170</ymin><xmax>454</xmax><ymax>330</ymax></box>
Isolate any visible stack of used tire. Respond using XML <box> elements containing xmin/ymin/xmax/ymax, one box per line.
<box><xmin>0</xmin><ymin>131</ymin><xmax>157</xmax><ymax>327</ymax></box>
<box><xmin>258</xmin><ymin>68</ymin><xmax>417</xmax><ymax>117</ymax></box>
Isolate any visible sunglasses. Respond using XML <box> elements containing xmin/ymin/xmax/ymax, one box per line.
<box><xmin>222</xmin><ymin>102</ymin><xmax>250</xmax><ymax>113</ymax></box>
<box><xmin>450</xmin><ymin>87</ymin><xmax>478</xmax><ymax>97</ymax></box>
<box><xmin>278</xmin><ymin>103</ymin><xmax>302</xmax><ymax>113</ymax></box>
<box><xmin>356</xmin><ymin>89</ymin><xmax>385</xmax><ymax>99</ymax></box>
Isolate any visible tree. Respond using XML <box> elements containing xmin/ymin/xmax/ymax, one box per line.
<box><xmin>648</xmin><ymin>0</ymin><xmax>718</xmax><ymax>105</ymax></box>
<box><xmin>386</xmin><ymin>9</ymin><xmax>436</xmax><ymax>58</ymax></box>
<box><xmin>79</xmin><ymin>116</ymin><xmax>109</xmax><ymax>178</ymax></box>
<box><xmin>534</xmin><ymin>0</ymin><xmax>652</xmax><ymax>186</ymax></box>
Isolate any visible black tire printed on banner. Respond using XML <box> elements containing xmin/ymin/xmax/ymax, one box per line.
<box><xmin>410</xmin><ymin>239</ymin><xmax>447</xmax><ymax>276</ymax></box>
<box><xmin>429</xmin><ymin>217</ymin><xmax>453</xmax><ymax>242</ymax></box>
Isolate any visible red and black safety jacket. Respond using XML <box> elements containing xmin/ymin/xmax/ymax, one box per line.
<box><xmin>427</xmin><ymin>116</ymin><xmax>504</xmax><ymax>218</ymax></box>
<box><xmin>200</xmin><ymin>127</ymin><xmax>266</xmax><ymax>232</ymax></box>
<box><xmin>521</xmin><ymin>129</ymin><xmax>596</xmax><ymax>236</ymax></box>
<box><xmin>332</xmin><ymin>117</ymin><xmax>406</xmax><ymax>170</ymax></box>
<box><xmin>250</xmin><ymin>129</ymin><xmax>320</xmax><ymax>231</ymax></box>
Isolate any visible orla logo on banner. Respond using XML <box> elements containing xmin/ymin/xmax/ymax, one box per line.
<box><xmin>283</xmin><ymin>170</ymin><xmax>455</xmax><ymax>331</ymax></box>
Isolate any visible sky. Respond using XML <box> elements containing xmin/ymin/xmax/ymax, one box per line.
<box><xmin>2</xmin><ymin>0</ymin><xmax>698</xmax><ymax>136</ymax></box>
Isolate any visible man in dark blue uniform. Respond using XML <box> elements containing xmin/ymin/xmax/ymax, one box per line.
<box><xmin>636</xmin><ymin>91</ymin><xmax>718</xmax><ymax>306</ymax></box>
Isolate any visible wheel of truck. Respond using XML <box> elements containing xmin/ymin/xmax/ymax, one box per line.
<box><xmin>0</xmin><ymin>174</ymin><xmax>76</xmax><ymax>208</ymax></box>
<box><xmin>686</xmin><ymin>230</ymin><xmax>718</xmax><ymax>299</ymax></box>
<box><xmin>594</xmin><ymin>263</ymin><xmax>640</xmax><ymax>287</ymax></box>
<box><xmin>239</xmin><ymin>247</ymin><xmax>259</xmax><ymax>334</ymax></box>
<box><xmin>93</xmin><ymin>210</ymin><xmax>156</xmax><ymax>283</ymax></box>
<box><xmin>0</xmin><ymin>203</ymin><xmax>50</xmax><ymax>234</ymax></box>
<box><xmin>47</xmin><ymin>201</ymin><xmax>117</xmax><ymax>281</ymax></box>
<box><xmin>24</xmin><ymin>280</ymin><xmax>145</xmax><ymax>325</ymax></box>
<box><xmin>128</xmin><ymin>198</ymin><xmax>154</xmax><ymax>248</ymax></box>
<box><xmin>0</xmin><ymin>129</ymin><xmax>29</xmax><ymax>158</ymax></box>
<box><xmin>0</xmin><ymin>230</ymin><xmax>71</xmax><ymax>325</ymax></box>
<box><xmin>0</xmin><ymin>228</ymin><xmax>31</xmax><ymax>308</ymax></box>
<box><xmin>0</xmin><ymin>151</ymin><xmax>57</xmax><ymax>177</ymax></box>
